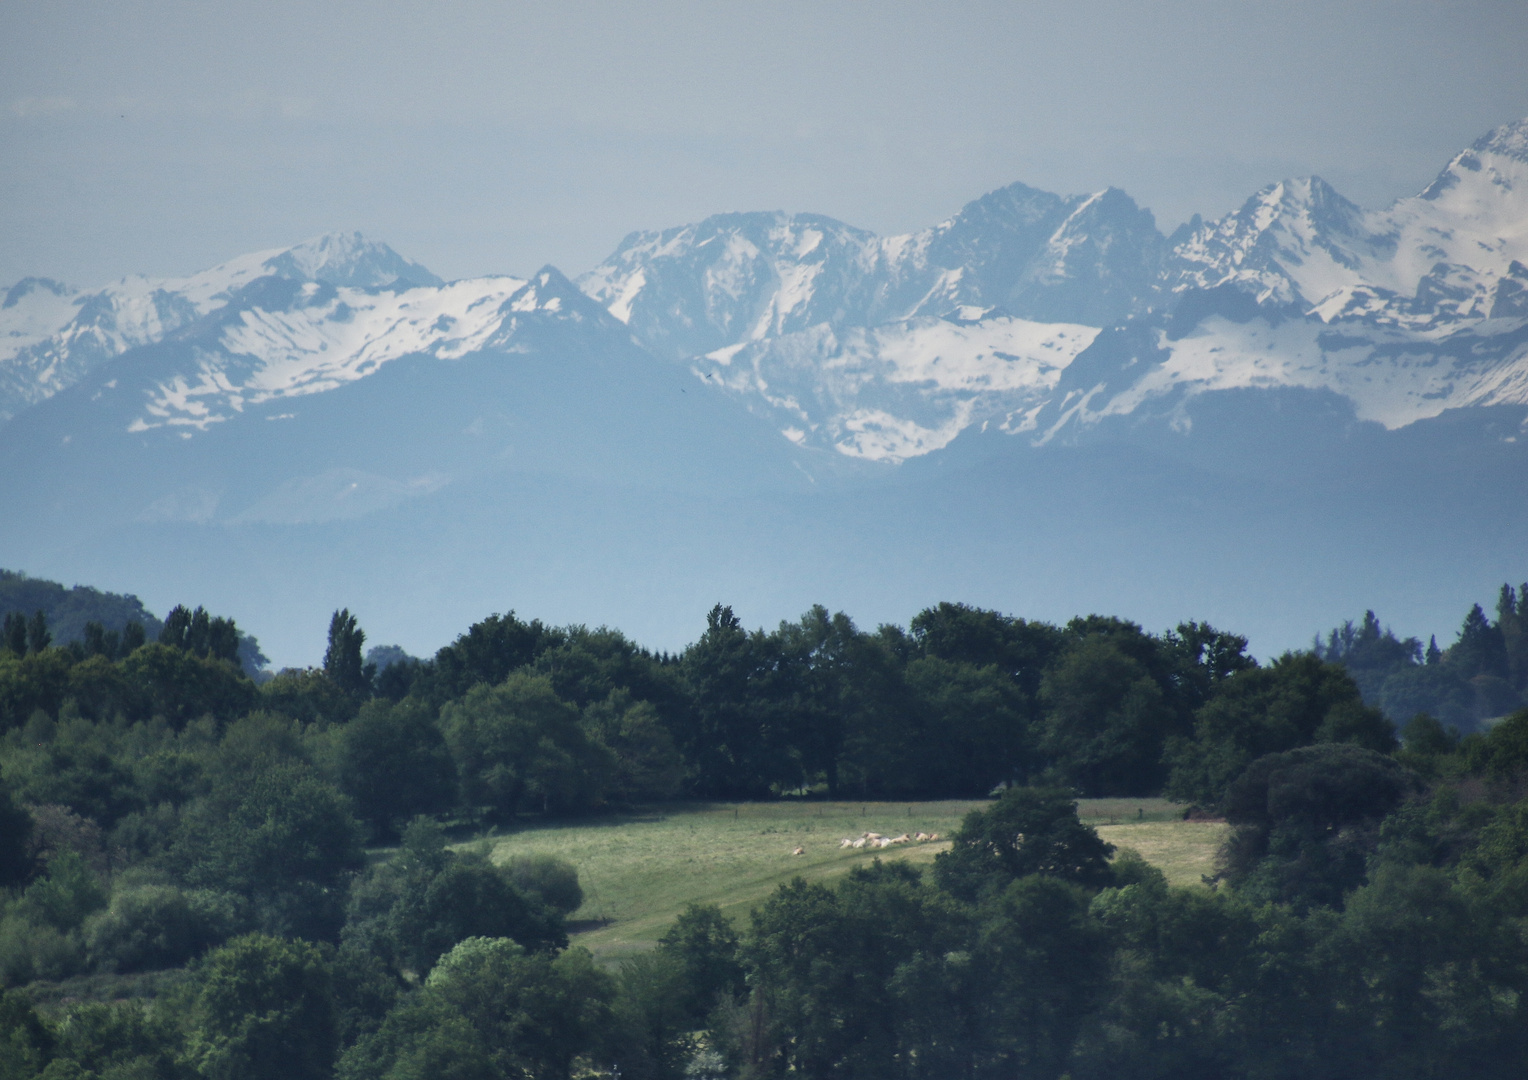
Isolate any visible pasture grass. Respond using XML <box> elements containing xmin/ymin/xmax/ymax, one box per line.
<box><xmin>478</xmin><ymin>799</ymin><xmax>1227</xmax><ymax>962</ymax></box>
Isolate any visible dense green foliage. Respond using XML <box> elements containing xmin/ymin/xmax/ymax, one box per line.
<box><xmin>3</xmin><ymin>579</ymin><xmax>1528</xmax><ymax>1079</ymax></box>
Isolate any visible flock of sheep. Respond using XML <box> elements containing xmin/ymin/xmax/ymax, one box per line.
<box><xmin>788</xmin><ymin>831</ymin><xmax>942</xmax><ymax>856</ymax></box>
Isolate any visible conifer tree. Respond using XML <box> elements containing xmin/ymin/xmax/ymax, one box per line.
<box><xmin>1452</xmin><ymin>603</ymin><xmax>1508</xmax><ymax>680</ymax></box>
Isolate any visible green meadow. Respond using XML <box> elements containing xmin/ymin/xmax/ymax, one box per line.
<box><xmin>478</xmin><ymin>799</ymin><xmax>1228</xmax><ymax>961</ymax></box>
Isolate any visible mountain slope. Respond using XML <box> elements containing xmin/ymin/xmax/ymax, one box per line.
<box><xmin>0</xmin><ymin>261</ymin><xmax>814</xmax><ymax>534</ymax></box>
<box><xmin>0</xmin><ymin>232</ymin><xmax>440</xmax><ymax>423</ymax></box>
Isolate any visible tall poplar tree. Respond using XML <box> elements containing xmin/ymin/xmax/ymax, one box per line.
<box><xmin>324</xmin><ymin>608</ymin><xmax>370</xmax><ymax>697</ymax></box>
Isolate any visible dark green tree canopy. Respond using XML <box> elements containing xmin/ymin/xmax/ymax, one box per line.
<box><xmin>934</xmin><ymin>786</ymin><xmax>1116</xmax><ymax>900</ymax></box>
<box><xmin>425</xmin><ymin>611</ymin><xmax>564</xmax><ymax>702</ymax></box>
<box><xmin>324</xmin><ymin>608</ymin><xmax>371</xmax><ymax>698</ymax></box>
<box><xmin>1166</xmin><ymin>652</ymin><xmax>1396</xmax><ymax>806</ymax></box>
<box><xmin>2</xmin><ymin>611</ymin><xmax>27</xmax><ymax>656</ymax></box>
<box><xmin>185</xmin><ymin>933</ymin><xmax>338</xmax><ymax>1080</ymax></box>
<box><xmin>27</xmin><ymin>609</ymin><xmax>50</xmax><ymax>654</ymax></box>
<box><xmin>1223</xmin><ymin>743</ymin><xmax>1415</xmax><ymax>835</ymax></box>
<box><xmin>160</xmin><ymin>604</ymin><xmax>241</xmax><ymax>666</ymax></box>
<box><xmin>339</xmin><ymin>698</ymin><xmax>457</xmax><ymax>839</ymax></box>
<box><xmin>1220</xmin><ymin>743</ymin><xmax>1417</xmax><ymax>909</ymax></box>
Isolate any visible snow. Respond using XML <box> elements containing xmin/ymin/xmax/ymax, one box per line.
<box><xmin>1170</xmin><ymin>126</ymin><xmax>1528</xmax><ymax>327</ymax></box>
<box><xmin>570</xmin><ymin>120</ymin><xmax>1528</xmax><ymax>464</ymax></box>
<box><xmin>131</xmin><ymin>277</ymin><xmax>527</xmax><ymax>432</ymax></box>
<box><xmin>868</xmin><ymin>317</ymin><xmax>1097</xmax><ymax>394</ymax></box>
<box><xmin>834</xmin><ymin>401</ymin><xmax>976</xmax><ymax>462</ymax></box>
<box><xmin>689</xmin><ymin>314</ymin><xmax>1098</xmax><ymax>462</ymax></box>
<box><xmin>1078</xmin><ymin>315</ymin><xmax>1528</xmax><ymax>432</ymax></box>
<box><xmin>606</xmin><ymin>269</ymin><xmax>645</xmax><ymax>324</ymax></box>
<box><xmin>0</xmin><ymin>232</ymin><xmax>439</xmax><ymax>422</ymax></box>
<box><xmin>0</xmin><ymin>280</ymin><xmax>79</xmax><ymax>367</ymax></box>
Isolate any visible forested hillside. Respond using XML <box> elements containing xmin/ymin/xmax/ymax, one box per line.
<box><xmin>0</xmin><ymin>571</ymin><xmax>269</xmax><ymax>681</ymax></box>
<box><xmin>2</xmin><ymin>583</ymin><xmax>1527</xmax><ymax>1079</ymax></box>
<box><xmin>0</xmin><ymin>572</ymin><xmax>164</xmax><ymax>652</ymax></box>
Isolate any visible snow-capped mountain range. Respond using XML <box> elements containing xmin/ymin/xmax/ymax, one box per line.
<box><xmin>10</xmin><ymin>119</ymin><xmax>1524</xmax><ymax>465</ymax></box>
<box><xmin>578</xmin><ymin>117</ymin><xmax>1528</xmax><ymax>459</ymax></box>
<box><xmin>3</xmin><ymin>118</ymin><xmax>1528</xmax><ymax>665</ymax></box>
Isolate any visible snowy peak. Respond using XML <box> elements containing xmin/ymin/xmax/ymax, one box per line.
<box><xmin>1390</xmin><ymin>121</ymin><xmax>1528</xmax><ymax>306</ymax></box>
<box><xmin>489</xmin><ymin>265</ymin><xmax>633</xmax><ymax>351</ymax></box>
<box><xmin>164</xmin><ymin>232</ymin><xmax>441</xmax><ymax>310</ymax></box>
<box><xmin>125</xmin><ymin>273</ymin><xmax>532</xmax><ymax>435</ymax></box>
<box><xmin>111</xmin><ymin>261</ymin><xmax>644</xmax><ymax>439</ymax></box>
<box><xmin>579</xmin><ymin>180</ymin><xmax>1167</xmax><ymax>362</ymax></box>
<box><xmin>508</xmin><ymin>264</ymin><xmax>619</xmax><ymax>320</ymax></box>
<box><xmin>1009</xmin><ymin>187</ymin><xmax>1165</xmax><ymax>325</ymax></box>
<box><xmin>908</xmin><ymin>181</ymin><xmax>1071</xmax><ymax>300</ymax></box>
<box><xmin>258</xmin><ymin>231</ymin><xmax>444</xmax><ymax>289</ymax></box>
<box><xmin>0</xmin><ymin>233</ymin><xmax>444</xmax><ymax>422</ymax></box>
<box><xmin>1166</xmin><ymin>175</ymin><xmax>1380</xmax><ymax>309</ymax></box>
<box><xmin>577</xmin><ymin>211</ymin><xmax>882</xmax><ymax>361</ymax></box>
<box><xmin>875</xmin><ymin>181</ymin><xmax>1164</xmax><ymax>326</ymax></box>
<box><xmin>3</xmin><ymin>277</ymin><xmax>72</xmax><ymax>309</ymax></box>
<box><xmin>1163</xmin><ymin>116</ymin><xmax>1528</xmax><ymax>327</ymax></box>
<box><xmin>1468</xmin><ymin>116</ymin><xmax>1528</xmax><ymax>165</ymax></box>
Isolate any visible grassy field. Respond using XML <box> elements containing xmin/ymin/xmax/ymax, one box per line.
<box><xmin>479</xmin><ymin>799</ymin><xmax>1228</xmax><ymax>962</ymax></box>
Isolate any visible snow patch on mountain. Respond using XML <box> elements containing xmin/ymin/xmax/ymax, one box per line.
<box><xmin>1051</xmin><ymin>315</ymin><xmax>1528</xmax><ymax>435</ymax></box>
<box><xmin>129</xmin><ymin>276</ymin><xmax>528</xmax><ymax>433</ymax></box>
<box><xmin>0</xmin><ymin>277</ymin><xmax>79</xmax><ymax>375</ymax></box>
<box><xmin>693</xmin><ymin>315</ymin><xmax>1098</xmax><ymax>461</ymax></box>
<box><xmin>0</xmin><ymin>233</ymin><xmax>442</xmax><ymax>423</ymax></box>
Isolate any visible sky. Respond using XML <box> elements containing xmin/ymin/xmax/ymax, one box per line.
<box><xmin>4</xmin><ymin>0</ymin><xmax>1528</xmax><ymax>288</ymax></box>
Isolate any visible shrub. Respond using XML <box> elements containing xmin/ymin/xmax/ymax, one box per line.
<box><xmin>0</xmin><ymin>913</ymin><xmax>84</xmax><ymax>985</ymax></box>
<box><xmin>503</xmin><ymin>853</ymin><xmax>584</xmax><ymax>917</ymax></box>
<box><xmin>18</xmin><ymin>850</ymin><xmax>106</xmax><ymax>932</ymax></box>
<box><xmin>84</xmin><ymin>883</ymin><xmax>239</xmax><ymax>973</ymax></box>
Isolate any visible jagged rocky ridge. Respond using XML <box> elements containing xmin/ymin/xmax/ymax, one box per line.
<box><xmin>581</xmin><ymin>117</ymin><xmax>1528</xmax><ymax>460</ymax></box>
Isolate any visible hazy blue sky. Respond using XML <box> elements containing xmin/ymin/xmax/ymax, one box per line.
<box><xmin>4</xmin><ymin>0</ymin><xmax>1527</xmax><ymax>286</ymax></box>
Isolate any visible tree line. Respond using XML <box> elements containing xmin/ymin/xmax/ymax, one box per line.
<box><xmin>1313</xmin><ymin>585</ymin><xmax>1528</xmax><ymax>728</ymax></box>
<box><xmin>0</xmin><ymin>597</ymin><xmax>1394</xmax><ymax>815</ymax></box>
<box><xmin>2</xmin><ymin>582</ymin><xmax>1527</xmax><ymax>1078</ymax></box>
